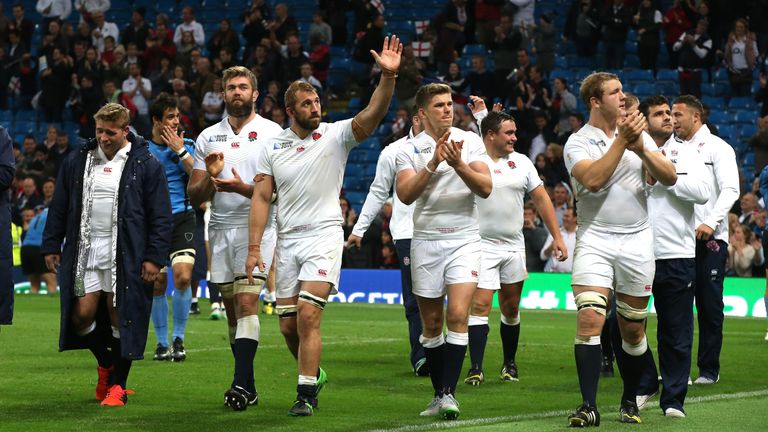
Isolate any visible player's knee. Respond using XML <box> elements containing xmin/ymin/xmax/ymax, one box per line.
<box><xmin>471</xmin><ymin>298</ymin><xmax>492</xmax><ymax>316</ymax></box>
<box><xmin>152</xmin><ymin>284</ymin><xmax>166</xmax><ymax>296</ymax></box>
<box><xmin>279</xmin><ymin>316</ymin><xmax>298</xmax><ymax>338</ymax></box>
<box><xmin>173</xmin><ymin>274</ymin><xmax>192</xmax><ymax>290</ymax></box>
<box><xmin>499</xmin><ymin>300</ymin><xmax>519</xmax><ymax>319</ymax></box>
<box><xmin>445</xmin><ymin>309</ymin><xmax>469</xmax><ymax>331</ymax></box>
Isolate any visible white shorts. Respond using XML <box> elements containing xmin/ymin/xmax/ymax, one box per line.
<box><xmin>571</xmin><ymin>227</ymin><xmax>655</xmax><ymax>297</ymax></box>
<box><xmin>208</xmin><ymin>226</ymin><xmax>276</xmax><ymax>283</ymax></box>
<box><xmin>275</xmin><ymin>227</ymin><xmax>343</xmax><ymax>299</ymax></box>
<box><xmin>477</xmin><ymin>240</ymin><xmax>527</xmax><ymax>289</ymax></box>
<box><xmin>410</xmin><ymin>238</ymin><xmax>481</xmax><ymax>298</ymax></box>
<box><xmin>84</xmin><ymin>269</ymin><xmax>113</xmax><ymax>294</ymax></box>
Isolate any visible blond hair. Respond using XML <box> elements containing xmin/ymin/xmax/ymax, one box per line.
<box><xmin>221</xmin><ymin>66</ymin><xmax>258</xmax><ymax>92</ymax></box>
<box><xmin>579</xmin><ymin>72</ymin><xmax>620</xmax><ymax>107</ymax></box>
<box><xmin>93</xmin><ymin>103</ymin><xmax>130</xmax><ymax>128</ymax></box>
<box><xmin>415</xmin><ymin>83</ymin><xmax>451</xmax><ymax>109</ymax></box>
<box><xmin>284</xmin><ymin>80</ymin><xmax>317</xmax><ymax>110</ymax></box>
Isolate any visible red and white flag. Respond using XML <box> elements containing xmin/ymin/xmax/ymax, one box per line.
<box><xmin>411</xmin><ymin>41</ymin><xmax>431</xmax><ymax>58</ymax></box>
<box><xmin>415</xmin><ymin>20</ymin><xmax>430</xmax><ymax>35</ymax></box>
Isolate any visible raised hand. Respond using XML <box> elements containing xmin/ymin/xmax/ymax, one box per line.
<box><xmin>467</xmin><ymin>95</ymin><xmax>487</xmax><ymax>115</ymax></box>
<box><xmin>211</xmin><ymin>167</ymin><xmax>245</xmax><ymax>193</ymax></box>
<box><xmin>204</xmin><ymin>152</ymin><xmax>224</xmax><ymax>177</ymax></box>
<box><xmin>618</xmin><ymin>110</ymin><xmax>645</xmax><ymax>149</ymax></box>
<box><xmin>162</xmin><ymin>125</ymin><xmax>185</xmax><ymax>153</ymax></box>
<box><xmin>370</xmin><ymin>35</ymin><xmax>403</xmax><ymax>74</ymax></box>
<box><xmin>427</xmin><ymin>130</ymin><xmax>450</xmax><ymax>172</ymax></box>
<box><xmin>441</xmin><ymin>139</ymin><xmax>464</xmax><ymax>168</ymax></box>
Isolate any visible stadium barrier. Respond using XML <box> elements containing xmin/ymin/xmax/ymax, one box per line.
<box><xmin>13</xmin><ymin>268</ymin><xmax>767</xmax><ymax>318</ymax></box>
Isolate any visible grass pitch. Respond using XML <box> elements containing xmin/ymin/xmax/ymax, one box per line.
<box><xmin>1</xmin><ymin>295</ymin><xmax>767</xmax><ymax>431</ymax></box>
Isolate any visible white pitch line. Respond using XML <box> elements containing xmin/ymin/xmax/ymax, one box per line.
<box><xmin>368</xmin><ymin>389</ymin><xmax>768</xmax><ymax>432</ymax></box>
<box><xmin>184</xmin><ymin>337</ymin><xmax>402</xmax><ymax>353</ymax></box>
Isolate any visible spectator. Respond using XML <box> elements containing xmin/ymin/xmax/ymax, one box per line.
<box><xmin>242</xmin><ymin>6</ymin><xmax>269</xmax><ymax>63</ymax></box>
<box><xmin>298</xmin><ymin>62</ymin><xmax>323</xmax><ymax>93</ymax></box>
<box><xmin>42</xmin><ymin>177</ymin><xmax>56</xmax><ymax>208</ymax></box>
<box><xmin>174</xmin><ymin>6</ymin><xmax>205</xmax><ymax>49</ymax></box>
<box><xmin>74</xmin><ymin>0</ymin><xmax>111</xmax><ymax>24</ymax></box>
<box><xmin>309</xmin><ymin>10</ymin><xmax>332</xmax><ymax>46</ymax></box>
<box><xmin>91</xmin><ymin>11</ymin><xmax>119</xmax><ymax>55</ymax></box>
<box><xmin>541</xmin><ymin>206</ymin><xmax>577</xmax><ymax>273</ymax></box>
<box><xmin>21</xmin><ymin>205</ymin><xmax>56</xmax><ymax>293</ymax></box>
<box><xmin>40</xmin><ymin>47</ymin><xmax>72</xmax><ymax>124</ymax></box>
<box><xmin>268</xmin><ymin>3</ymin><xmax>298</xmax><ymax>44</ymax></box>
<box><xmin>558</xmin><ymin>112</ymin><xmax>585</xmax><ymax>145</ymax></box>
<box><xmin>394</xmin><ymin>45</ymin><xmax>423</xmax><ymax>110</ymax></box>
<box><xmin>278</xmin><ymin>34</ymin><xmax>308</xmax><ymax>86</ymax></box>
<box><xmin>542</xmin><ymin>143</ymin><xmax>570</xmax><ymax>188</ymax></box>
<box><xmin>270</xmin><ymin>106</ymin><xmax>288</xmax><ymax>128</ymax></box>
<box><xmin>508</xmin><ymin>0</ymin><xmax>535</xmax><ymax>28</ymax></box>
<box><xmin>121</xmin><ymin>62</ymin><xmax>152</xmax><ymax>136</ymax></box>
<box><xmin>633</xmin><ymin>0</ymin><xmax>662</xmax><ymax>71</ymax></box>
<box><xmin>248</xmin><ymin>44</ymin><xmax>278</xmax><ymax>91</ymax></box>
<box><xmin>565</xmin><ymin>0</ymin><xmax>601</xmax><ymax>58</ymax></box>
<box><xmin>340</xmin><ymin>196</ymin><xmax>357</xmax><ymax>240</ymax></box>
<box><xmin>200</xmin><ymin>77</ymin><xmax>224</xmax><ymax>127</ymax></box>
<box><xmin>190</xmin><ymin>57</ymin><xmax>216</xmax><ymax>103</ymax></box>
<box><xmin>71</xmin><ymin>21</ymin><xmax>92</xmax><ymax>49</ymax></box>
<box><xmin>465</xmin><ymin>55</ymin><xmax>496</xmax><ymax>101</ymax></box>
<box><xmin>143</xmin><ymin>24</ymin><xmax>176</xmax><ymax>73</ymax></box>
<box><xmin>38</xmin><ymin>20</ymin><xmax>69</xmax><ymax>60</ymax></box>
<box><xmin>13</xmin><ymin>54</ymin><xmax>37</xmax><ymax>111</ymax></box>
<box><xmin>757</xmin><ymin>69</ymin><xmax>768</xmax><ymax>118</ymax></box>
<box><xmin>547</xmin><ymin>77</ymin><xmax>577</xmax><ymax>136</ymax></box>
<box><xmin>49</xmin><ymin>130</ymin><xmax>73</xmax><ymax>172</ymax></box>
<box><xmin>212</xmin><ymin>48</ymin><xmax>237</xmax><ymax>75</ymax></box>
<box><xmin>674</xmin><ymin>18</ymin><xmax>712</xmax><ymax>98</ymax></box>
<box><xmin>728</xmin><ymin>224</ymin><xmax>756</xmax><ymax>277</ymax></box>
<box><xmin>522</xmin><ymin>201</ymin><xmax>548</xmax><ymax>272</ymax></box>
<box><xmin>532</xmin><ymin>13</ymin><xmax>557</xmax><ymax>76</ymax></box>
<box><xmin>750</xmin><ymin>115</ymin><xmax>768</xmax><ymax>172</ymax></box>
<box><xmin>308</xmin><ymin>34</ymin><xmax>330</xmax><ymax>84</ymax></box>
<box><xmin>36</xmin><ymin>0</ymin><xmax>72</xmax><ymax>32</ymax></box>
<box><xmin>489</xmin><ymin>14</ymin><xmax>523</xmax><ymax>96</ymax></box>
<box><xmin>439</xmin><ymin>62</ymin><xmax>468</xmax><ymax>104</ymax></box>
<box><xmin>76</xmin><ymin>46</ymin><xmax>103</xmax><ymax>83</ymax></box>
<box><xmin>738</xmin><ymin>192</ymin><xmax>760</xmax><ymax>227</ymax></box>
<box><xmin>176</xmin><ymin>31</ymin><xmax>198</xmax><ymax>69</ymax></box>
<box><xmin>551</xmin><ymin>181</ymin><xmax>573</xmax><ymax>226</ymax></box>
<box><xmin>74</xmin><ymin>74</ymin><xmax>103</xmax><ymax>139</ymax></box>
<box><xmin>600</xmin><ymin>0</ymin><xmax>632</xmax><ymax>69</ymax></box>
<box><xmin>0</xmin><ymin>4</ymin><xmax>11</xmax><ymax>49</ymax></box>
<box><xmin>9</xmin><ymin>4</ymin><xmax>35</xmax><ymax>49</ymax></box>
<box><xmin>41</xmin><ymin>125</ymin><xmax>57</xmax><ymax>149</ymax></box>
<box><xmin>319</xmin><ymin>0</ymin><xmax>348</xmax><ymax>46</ymax></box>
<box><xmin>149</xmin><ymin>56</ymin><xmax>174</xmax><ymax>96</ymax></box>
<box><xmin>354</xmin><ymin>14</ymin><xmax>386</xmax><ymax>65</ymax></box>
<box><xmin>724</xmin><ymin>18</ymin><xmax>758</xmax><ymax>97</ymax></box>
<box><xmin>12</xmin><ymin>176</ymin><xmax>43</xmax><ymax>226</ymax></box>
<box><xmin>102</xmin><ymin>41</ymin><xmax>129</xmax><ymax>83</ymax></box>
<box><xmin>208</xmin><ymin>19</ymin><xmax>240</xmax><ymax>62</ymax></box>
<box><xmin>16</xmin><ymin>135</ymin><xmax>37</xmax><ymax>177</ymax></box>
<box><xmin>381</xmin><ymin>243</ymin><xmax>398</xmax><ymax>269</ymax></box>
<box><xmin>121</xmin><ymin>7</ymin><xmax>149</xmax><ymax>51</ymax></box>
<box><xmin>434</xmin><ymin>0</ymin><xmax>476</xmax><ymax>74</ymax></box>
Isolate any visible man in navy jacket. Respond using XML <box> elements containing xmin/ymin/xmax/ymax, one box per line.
<box><xmin>42</xmin><ymin>103</ymin><xmax>172</xmax><ymax>406</ymax></box>
<box><xmin>0</xmin><ymin>126</ymin><xmax>15</xmax><ymax>326</ymax></box>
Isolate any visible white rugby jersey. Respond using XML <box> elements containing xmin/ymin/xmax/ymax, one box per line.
<box><xmin>194</xmin><ymin>114</ymin><xmax>283</xmax><ymax>229</ymax></box>
<box><xmin>648</xmin><ymin>137</ymin><xmax>710</xmax><ymax>259</ymax></box>
<box><xmin>351</xmin><ymin>131</ymin><xmax>415</xmax><ymax>241</ymax></box>
<box><xmin>683</xmin><ymin>125</ymin><xmax>740</xmax><ymax>244</ymax></box>
<box><xmin>477</xmin><ymin>152</ymin><xmax>541</xmax><ymax>249</ymax></box>
<box><xmin>395</xmin><ymin>127</ymin><xmax>488</xmax><ymax>240</ymax></box>
<box><xmin>91</xmin><ymin>143</ymin><xmax>131</xmax><ymax>235</ymax></box>
<box><xmin>564</xmin><ymin>125</ymin><xmax>659</xmax><ymax>234</ymax></box>
<box><xmin>256</xmin><ymin>119</ymin><xmax>357</xmax><ymax>239</ymax></box>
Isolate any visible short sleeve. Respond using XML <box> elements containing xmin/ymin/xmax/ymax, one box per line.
<box><xmin>523</xmin><ymin>157</ymin><xmax>543</xmax><ymax>192</ymax></box>
<box><xmin>396</xmin><ymin>141</ymin><xmax>416</xmax><ymax>173</ymax></box>
<box><xmin>564</xmin><ymin>134</ymin><xmax>591</xmax><ymax>174</ymax></box>
<box><xmin>193</xmin><ymin>133</ymin><xmax>206</xmax><ymax>171</ymax></box>
<box><xmin>254</xmin><ymin>138</ymin><xmax>273</xmax><ymax>176</ymax></box>
<box><xmin>184</xmin><ymin>138</ymin><xmax>195</xmax><ymax>155</ymax></box>
<box><xmin>329</xmin><ymin>119</ymin><xmax>357</xmax><ymax>152</ymax></box>
<box><xmin>466</xmin><ymin>133</ymin><xmax>487</xmax><ymax>164</ymax></box>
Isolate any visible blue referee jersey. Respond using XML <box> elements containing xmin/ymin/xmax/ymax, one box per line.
<box><xmin>148</xmin><ymin>138</ymin><xmax>195</xmax><ymax>215</ymax></box>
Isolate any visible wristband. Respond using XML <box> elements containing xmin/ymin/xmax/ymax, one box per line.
<box><xmin>424</xmin><ymin>164</ymin><xmax>435</xmax><ymax>174</ymax></box>
<box><xmin>380</xmin><ymin>66</ymin><xmax>398</xmax><ymax>78</ymax></box>
<box><xmin>180</xmin><ymin>152</ymin><xmax>191</xmax><ymax>161</ymax></box>
<box><xmin>177</xmin><ymin>149</ymin><xmax>188</xmax><ymax>158</ymax></box>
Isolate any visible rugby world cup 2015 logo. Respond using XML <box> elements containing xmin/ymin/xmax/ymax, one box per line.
<box><xmin>248</xmin><ymin>131</ymin><xmax>258</xmax><ymax>141</ymax></box>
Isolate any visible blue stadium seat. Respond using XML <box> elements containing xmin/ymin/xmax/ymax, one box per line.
<box><xmin>348</xmin><ymin>97</ymin><xmax>362</xmax><ymax>110</ymax></box>
<box><xmin>328</xmin><ymin>111</ymin><xmax>350</xmax><ymax>122</ymax></box>
<box><xmin>733</xmin><ymin>110</ymin><xmax>755</xmax><ymax>124</ymax></box>
<box><xmin>345</xmin><ymin>163</ymin><xmax>365</xmax><ymax>178</ymax></box>
<box><xmin>743</xmin><ymin>152</ymin><xmax>755</xmax><ymax>167</ymax></box>
<box><xmin>701</xmin><ymin>95</ymin><xmax>723</xmax><ymax>109</ymax></box>
<box><xmin>729</xmin><ymin>97</ymin><xmax>753</xmax><ymax>110</ymax></box>
<box><xmin>656</xmin><ymin>69</ymin><xmax>677</xmax><ymax>82</ymax></box>
<box><xmin>718</xmin><ymin>125</ymin><xmax>738</xmax><ymax>141</ymax></box>
<box><xmin>740</xmin><ymin>124</ymin><xmax>758</xmax><ymax>139</ymax></box>
<box><xmin>707</xmin><ymin>111</ymin><xmax>730</xmax><ymax>124</ymax></box>
<box><xmin>463</xmin><ymin>44</ymin><xmax>489</xmax><ymax>56</ymax></box>
<box><xmin>358</xmin><ymin>137</ymin><xmax>380</xmax><ymax>150</ymax></box>
<box><xmin>624</xmin><ymin>69</ymin><xmax>653</xmax><ymax>82</ymax></box>
<box><xmin>632</xmin><ymin>83</ymin><xmax>656</xmax><ymax>97</ymax></box>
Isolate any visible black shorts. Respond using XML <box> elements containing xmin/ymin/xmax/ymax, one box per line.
<box><xmin>21</xmin><ymin>245</ymin><xmax>50</xmax><ymax>275</ymax></box>
<box><xmin>170</xmin><ymin>210</ymin><xmax>197</xmax><ymax>262</ymax></box>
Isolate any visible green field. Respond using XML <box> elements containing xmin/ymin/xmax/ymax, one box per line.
<box><xmin>1</xmin><ymin>295</ymin><xmax>767</xmax><ymax>431</ymax></box>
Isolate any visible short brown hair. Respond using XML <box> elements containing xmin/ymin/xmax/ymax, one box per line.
<box><xmin>284</xmin><ymin>80</ymin><xmax>317</xmax><ymax>110</ymax></box>
<box><xmin>673</xmin><ymin>94</ymin><xmax>704</xmax><ymax>115</ymax></box>
<box><xmin>94</xmin><ymin>103</ymin><xmax>130</xmax><ymax>128</ymax></box>
<box><xmin>579</xmin><ymin>72</ymin><xmax>620</xmax><ymax>107</ymax></box>
<box><xmin>415</xmin><ymin>83</ymin><xmax>451</xmax><ymax>109</ymax></box>
<box><xmin>222</xmin><ymin>66</ymin><xmax>257</xmax><ymax>92</ymax></box>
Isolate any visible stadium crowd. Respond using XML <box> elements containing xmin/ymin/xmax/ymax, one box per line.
<box><xmin>2</xmin><ymin>1</ymin><xmax>767</xmax><ymax>288</ymax></box>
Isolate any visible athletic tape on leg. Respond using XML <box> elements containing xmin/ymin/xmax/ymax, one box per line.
<box><xmin>236</xmin><ymin>315</ymin><xmax>260</xmax><ymax>341</ymax></box>
<box><xmin>276</xmin><ymin>304</ymin><xmax>298</xmax><ymax>318</ymax></box>
<box><xmin>616</xmin><ymin>300</ymin><xmax>648</xmax><ymax>322</ymax></box>
<box><xmin>233</xmin><ymin>274</ymin><xmax>265</xmax><ymax>295</ymax></box>
<box><xmin>574</xmin><ymin>335</ymin><xmax>601</xmax><ymax>345</ymax></box>
<box><xmin>574</xmin><ymin>292</ymin><xmax>608</xmax><ymax>316</ymax></box>
<box><xmin>468</xmin><ymin>315</ymin><xmax>489</xmax><ymax>326</ymax></box>
<box><xmin>218</xmin><ymin>282</ymin><xmax>234</xmax><ymax>299</ymax></box>
<box><xmin>170</xmin><ymin>249</ymin><xmax>196</xmax><ymax>266</ymax></box>
<box><xmin>445</xmin><ymin>330</ymin><xmax>469</xmax><ymax>346</ymax></box>
<box><xmin>298</xmin><ymin>290</ymin><xmax>327</xmax><ymax>310</ymax></box>
<box><xmin>501</xmin><ymin>314</ymin><xmax>520</xmax><ymax>326</ymax></box>
<box><xmin>419</xmin><ymin>333</ymin><xmax>445</xmax><ymax>348</ymax></box>
<box><xmin>622</xmin><ymin>335</ymin><xmax>648</xmax><ymax>356</ymax></box>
